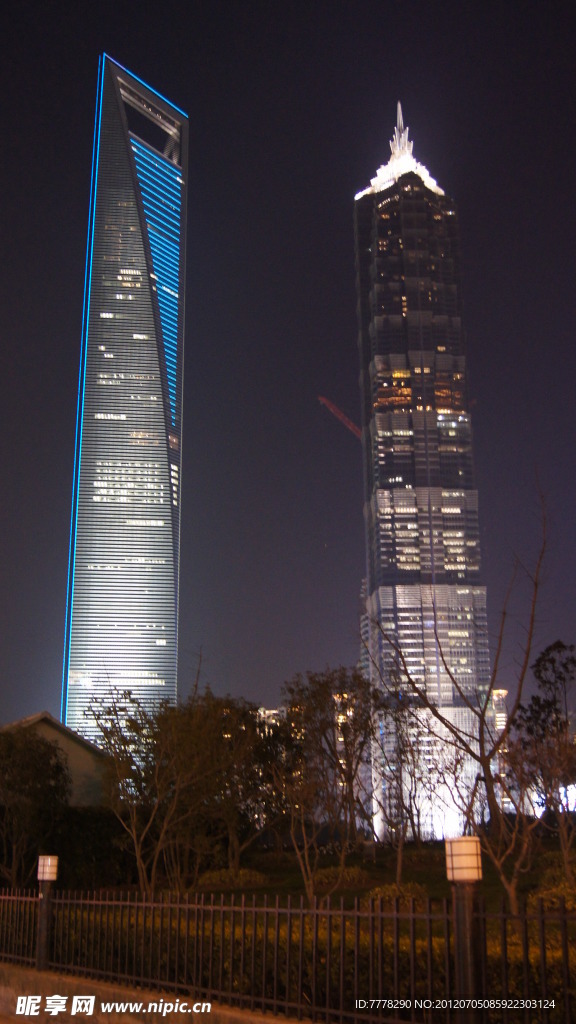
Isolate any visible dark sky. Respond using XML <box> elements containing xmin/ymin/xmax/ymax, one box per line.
<box><xmin>1</xmin><ymin>1</ymin><xmax>575</xmax><ymax>724</ymax></box>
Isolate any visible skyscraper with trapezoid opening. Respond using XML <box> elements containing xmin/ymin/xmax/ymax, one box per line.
<box><xmin>354</xmin><ymin>104</ymin><xmax>490</xmax><ymax>838</ymax></box>
<box><xmin>62</xmin><ymin>55</ymin><xmax>188</xmax><ymax>743</ymax></box>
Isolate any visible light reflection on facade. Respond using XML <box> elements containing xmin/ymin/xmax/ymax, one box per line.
<box><xmin>61</xmin><ymin>56</ymin><xmax>188</xmax><ymax>743</ymax></box>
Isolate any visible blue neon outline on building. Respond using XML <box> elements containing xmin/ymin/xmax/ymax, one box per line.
<box><xmin>62</xmin><ymin>55</ymin><xmax>188</xmax><ymax>742</ymax></box>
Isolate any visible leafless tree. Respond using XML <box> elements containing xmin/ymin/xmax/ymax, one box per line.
<box><xmin>371</xmin><ymin>527</ymin><xmax>546</xmax><ymax>913</ymax></box>
<box><xmin>370</xmin><ymin>687</ymin><xmax>441</xmax><ymax>883</ymax></box>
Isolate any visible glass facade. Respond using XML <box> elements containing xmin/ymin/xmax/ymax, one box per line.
<box><xmin>355</xmin><ymin>107</ymin><xmax>489</xmax><ymax>837</ymax></box>
<box><xmin>62</xmin><ymin>56</ymin><xmax>188</xmax><ymax>743</ymax></box>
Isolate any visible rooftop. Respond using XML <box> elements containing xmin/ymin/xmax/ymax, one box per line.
<box><xmin>355</xmin><ymin>102</ymin><xmax>444</xmax><ymax>200</ymax></box>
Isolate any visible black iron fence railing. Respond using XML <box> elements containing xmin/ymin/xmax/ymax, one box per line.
<box><xmin>0</xmin><ymin>889</ymin><xmax>574</xmax><ymax>1023</ymax></box>
<box><xmin>0</xmin><ymin>888</ymin><xmax>36</xmax><ymax>966</ymax></box>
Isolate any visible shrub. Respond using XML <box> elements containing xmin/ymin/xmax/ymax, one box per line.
<box><xmin>312</xmin><ymin>866</ymin><xmax>372</xmax><ymax>893</ymax></box>
<box><xmin>527</xmin><ymin>879</ymin><xmax>576</xmax><ymax>912</ymax></box>
<box><xmin>527</xmin><ymin>861</ymin><xmax>576</xmax><ymax>911</ymax></box>
<box><xmin>365</xmin><ymin>882</ymin><xmax>428</xmax><ymax>908</ymax></box>
<box><xmin>196</xmin><ymin>867</ymin><xmax>268</xmax><ymax>891</ymax></box>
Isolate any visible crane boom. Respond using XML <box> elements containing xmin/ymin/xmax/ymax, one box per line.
<box><xmin>318</xmin><ymin>395</ymin><xmax>361</xmax><ymax>440</ymax></box>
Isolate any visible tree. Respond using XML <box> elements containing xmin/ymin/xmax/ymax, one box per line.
<box><xmin>200</xmin><ymin>694</ymin><xmax>283</xmax><ymax>875</ymax></box>
<box><xmin>91</xmin><ymin>688</ymin><xmax>284</xmax><ymax>891</ymax></box>
<box><xmin>512</xmin><ymin>641</ymin><xmax>576</xmax><ymax>883</ymax></box>
<box><xmin>154</xmin><ymin>693</ymin><xmax>221</xmax><ymax>890</ymax></box>
<box><xmin>372</xmin><ymin>531</ymin><xmax>546</xmax><ymax>913</ymax></box>
<box><xmin>275</xmin><ymin>668</ymin><xmax>376</xmax><ymax>902</ymax></box>
<box><xmin>371</xmin><ymin>686</ymin><xmax>441</xmax><ymax>884</ymax></box>
<box><xmin>90</xmin><ymin>692</ymin><xmax>202</xmax><ymax>894</ymax></box>
<box><xmin>0</xmin><ymin>729</ymin><xmax>70</xmax><ymax>887</ymax></box>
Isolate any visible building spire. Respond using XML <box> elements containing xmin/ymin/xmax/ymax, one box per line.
<box><xmin>390</xmin><ymin>101</ymin><xmax>413</xmax><ymax>160</ymax></box>
<box><xmin>354</xmin><ymin>101</ymin><xmax>444</xmax><ymax>200</ymax></box>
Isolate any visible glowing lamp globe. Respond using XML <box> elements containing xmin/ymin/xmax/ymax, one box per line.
<box><xmin>37</xmin><ymin>856</ymin><xmax>58</xmax><ymax>882</ymax></box>
<box><xmin>445</xmin><ymin>837</ymin><xmax>482</xmax><ymax>883</ymax></box>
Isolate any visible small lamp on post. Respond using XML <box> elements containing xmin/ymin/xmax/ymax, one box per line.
<box><xmin>36</xmin><ymin>856</ymin><xmax>58</xmax><ymax>971</ymax></box>
<box><xmin>445</xmin><ymin>837</ymin><xmax>484</xmax><ymax>1021</ymax></box>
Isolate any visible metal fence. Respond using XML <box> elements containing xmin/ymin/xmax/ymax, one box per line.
<box><xmin>0</xmin><ymin>888</ymin><xmax>575</xmax><ymax>1023</ymax></box>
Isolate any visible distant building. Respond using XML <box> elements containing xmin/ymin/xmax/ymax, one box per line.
<box><xmin>61</xmin><ymin>56</ymin><xmax>188</xmax><ymax>742</ymax></box>
<box><xmin>354</xmin><ymin>105</ymin><xmax>490</xmax><ymax>838</ymax></box>
<box><xmin>1</xmin><ymin>712</ymin><xmax>107</xmax><ymax>806</ymax></box>
<box><xmin>358</xmin><ymin>578</ymin><xmax>371</xmax><ymax>683</ymax></box>
<box><xmin>492</xmin><ymin>689</ymin><xmax>508</xmax><ymax>734</ymax></box>
<box><xmin>257</xmin><ymin>707</ymin><xmax>284</xmax><ymax>732</ymax></box>
<box><xmin>491</xmin><ymin>689</ymin><xmax>512</xmax><ymax>813</ymax></box>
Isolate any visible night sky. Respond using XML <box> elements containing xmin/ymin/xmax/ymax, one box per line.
<box><xmin>1</xmin><ymin>1</ymin><xmax>575</xmax><ymax>725</ymax></box>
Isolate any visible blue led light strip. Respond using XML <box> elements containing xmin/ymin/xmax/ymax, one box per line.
<box><xmin>131</xmin><ymin>138</ymin><xmax>182</xmax><ymax>425</ymax></box>
<box><xmin>62</xmin><ymin>53</ymin><xmax>107</xmax><ymax>723</ymax></box>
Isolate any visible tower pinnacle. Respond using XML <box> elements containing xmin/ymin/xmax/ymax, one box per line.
<box><xmin>390</xmin><ymin>101</ymin><xmax>413</xmax><ymax>160</ymax></box>
<box><xmin>355</xmin><ymin>102</ymin><xmax>443</xmax><ymax>199</ymax></box>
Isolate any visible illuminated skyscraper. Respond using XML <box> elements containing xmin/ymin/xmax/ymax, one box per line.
<box><xmin>62</xmin><ymin>55</ymin><xmax>188</xmax><ymax>741</ymax></box>
<box><xmin>354</xmin><ymin>105</ymin><xmax>489</xmax><ymax>836</ymax></box>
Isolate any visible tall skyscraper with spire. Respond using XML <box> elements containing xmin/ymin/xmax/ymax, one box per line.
<box><xmin>62</xmin><ymin>56</ymin><xmax>188</xmax><ymax>742</ymax></box>
<box><xmin>354</xmin><ymin>105</ymin><xmax>489</xmax><ymax>836</ymax></box>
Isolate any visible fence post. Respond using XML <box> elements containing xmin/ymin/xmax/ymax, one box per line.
<box><xmin>452</xmin><ymin>885</ymin><xmax>484</xmax><ymax>1007</ymax></box>
<box><xmin>36</xmin><ymin>882</ymin><xmax>53</xmax><ymax>971</ymax></box>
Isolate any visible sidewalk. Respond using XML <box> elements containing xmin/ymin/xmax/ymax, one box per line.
<box><xmin>0</xmin><ymin>965</ymin><xmax>274</xmax><ymax>1024</ymax></box>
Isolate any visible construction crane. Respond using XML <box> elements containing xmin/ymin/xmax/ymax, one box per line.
<box><xmin>318</xmin><ymin>395</ymin><xmax>361</xmax><ymax>440</ymax></box>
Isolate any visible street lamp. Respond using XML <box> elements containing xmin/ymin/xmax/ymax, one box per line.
<box><xmin>36</xmin><ymin>856</ymin><xmax>58</xmax><ymax>970</ymax></box>
<box><xmin>445</xmin><ymin>836</ymin><xmax>482</xmax><ymax>884</ymax></box>
<box><xmin>445</xmin><ymin>837</ymin><xmax>484</xmax><ymax>1022</ymax></box>
<box><xmin>37</xmin><ymin>856</ymin><xmax>59</xmax><ymax>883</ymax></box>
